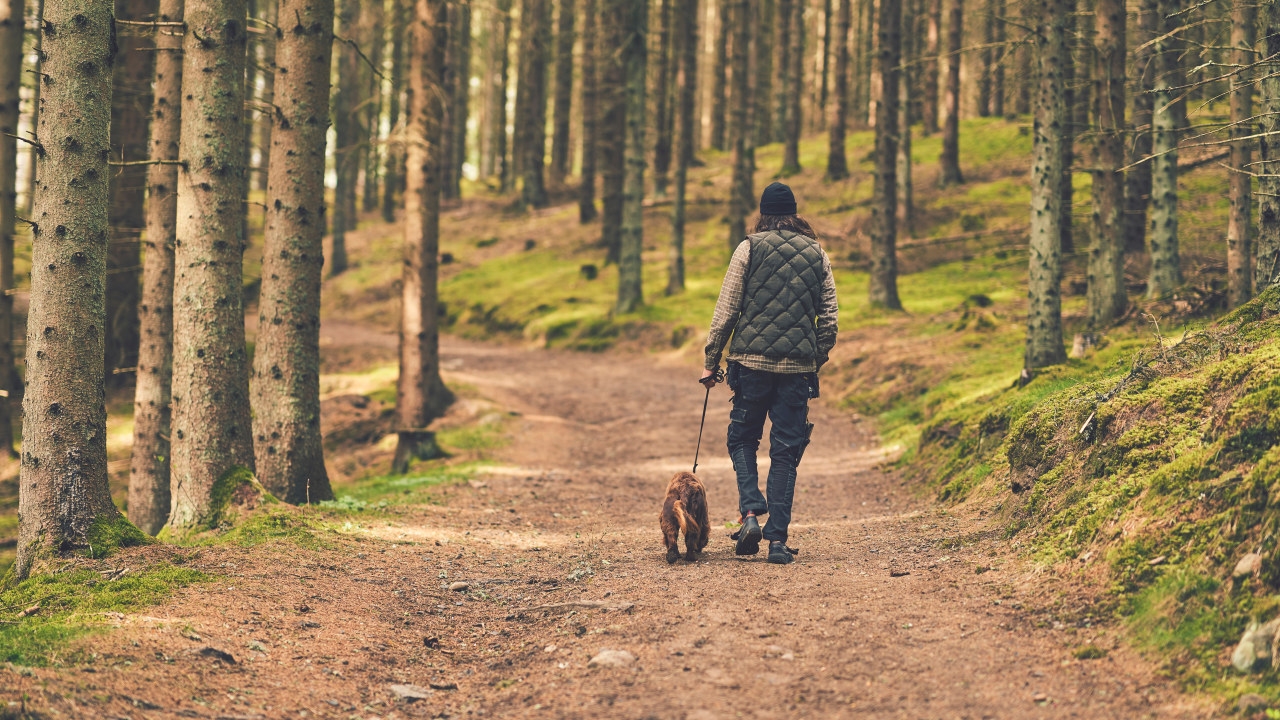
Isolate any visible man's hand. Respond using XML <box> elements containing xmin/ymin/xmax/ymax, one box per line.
<box><xmin>699</xmin><ymin>368</ymin><xmax>720</xmax><ymax>389</ymax></box>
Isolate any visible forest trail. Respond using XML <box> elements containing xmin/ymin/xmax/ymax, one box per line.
<box><xmin>8</xmin><ymin>331</ymin><xmax>1212</xmax><ymax>719</ymax></box>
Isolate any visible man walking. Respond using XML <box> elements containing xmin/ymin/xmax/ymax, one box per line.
<box><xmin>701</xmin><ymin>182</ymin><xmax>839</xmax><ymax>564</ymax></box>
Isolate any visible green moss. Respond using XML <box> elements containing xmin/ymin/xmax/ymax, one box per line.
<box><xmin>84</xmin><ymin>513</ymin><xmax>151</xmax><ymax>559</ymax></box>
<box><xmin>0</xmin><ymin>563</ymin><xmax>208</xmax><ymax>666</ymax></box>
<box><xmin>205</xmin><ymin>466</ymin><xmax>276</xmax><ymax>530</ymax></box>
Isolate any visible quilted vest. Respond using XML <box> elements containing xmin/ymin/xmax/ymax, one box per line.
<box><xmin>729</xmin><ymin>231</ymin><xmax>825</xmax><ymax>361</ymax></box>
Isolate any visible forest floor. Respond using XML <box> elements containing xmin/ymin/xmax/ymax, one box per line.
<box><xmin>1</xmin><ymin>323</ymin><xmax>1215</xmax><ymax>719</ymax></box>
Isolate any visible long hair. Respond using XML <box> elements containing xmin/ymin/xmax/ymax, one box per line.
<box><xmin>752</xmin><ymin>213</ymin><xmax>817</xmax><ymax>240</ymax></box>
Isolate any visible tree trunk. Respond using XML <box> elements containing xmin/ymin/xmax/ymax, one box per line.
<box><xmin>1122</xmin><ymin>0</ymin><xmax>1155</xmax><ymax>255</ymax></box>
<box><xmin>579</xmin><ymin>0</ymin><xmax>599</xmax><ymax>221</ymax></box>
<box><xmin>869</xmin><ymin>0</ymin><xmax>901</xmax><ymax>308</ymax></box>
<box><xmin>363</xmin><ymin>0</ymin><xmax>386</xmax><ymax>210</ymax></box>
<box><xmin>1261</xmin><ymin>1</ymin><xmax>1280</xmax><ymax>290</ymax></box>
<box><xmin>17</xmin><ymin>0</ymin><xmax>142</xmax><ymax>579</ymax></box>
<box><xmin>668</xmin><ymin>0</ymin><xmax>697</xmax><ymax>294</ymax></box>
<box><xmin>600</xmin><ymin>0</ymin><xmax>626</xmax><ymax>262</ymax></box>
<box><xmin>895</xmin><ymin>0</ymin><xmax>911</xmax><ymax>235</ymax></box>
<box><xmin>1012</xmin><ymin>0</ymin><xmax>1030</xmax><ymax>114</ymax></box>
<box><xmin>494</xmin><ymin>0</ymin><xmax>514</xmax><ymax>191</ymax></box>
<box><xmin>781</xmin><ymin>0</ymin><xmax>803</xmax><ymax>174</ymax></box>
<box><xmin>652</xmin><ymin>0</ymin><xmax>673</xmax><ymax>197</ymax></box>
<box><xmin>1025</xmin><ymin>0</ymin><xmax>1066</xmax><ymax>369</ymax></box>
<box><xmin>857</xmin><ymin>0</ymin><xmax>875</xmax><ymax>125</ymax></box>
<box><xmin>250</xmin><ymin>0</ymin><xmax>335</xmax><ymax>504</ymax></box>
<box><xmin>709</xmin><ymin>0</ymin><xmax>729</xmax><ymax>150</ymax></box>
<box><xmin>938</xmin><ymin>0</ymin><xmax>961</xmax><ymax>185</ymax></box>
<box><xmin>518</xmin><ymin>0</ymin><xmax>551</xmax><ymax>207</ymax></box>
<box><xmin>1227</xmin><ymin>0</ymin><xmax>1255</xmax><ymax>307</ymax></box>
<box><xmin>330</xmin><ymin>0</ymin><xmax>359</xmax><ymax>275</ymax></box>
<box><xmin>255</xmin><ymin>0</ymin><xmax>278</xmax><ymax>193</ymax></box>
<box><xmin>1059</xmin><ymin>0</ymin><xmax>1076</xmax><ymax>254</ymax></box>
<box><xmin>615</xmin><ymin>0</ymin><xmax>646</xmax><ymax>314</ymax></box>
<box><xmin>21</xmin><ymin>0</ymin><xmax>42</xmax><ymax>219</ymax></box>
<box><xmin>754</xmin><ymin>0</ymin><xmax>773</xmax><ymax>144</ymax></box>
<box><xmin>1147</xmin><ymin>0</ymin><xmax>1181</xmax><ymax>298</ymax></box>
<box><xmin>168</xmin><ymin>0</ymin><xmax>256</xmax><ymax>529</ymax></box>
<box><xmin>243</xmin><ymin>0</ymin><xmax>259</xmax><ymax>240</ymax></box>
<box><xmin>551</xmin><ymin>0</ymin><xmax>575</xmax><ymax>184</ymax></box>
<box><xmin>826</xmin><ymin>0</ymin><xmax>851</xmax><ymax>179</ymax></box>
<box><xmin>818</xmin><ymin>0</ymin><xmax>832</xmax><ymax>129</ymax></box>
<box><xmin>771</xmin><ymin>0</ymin><xmax>791</xmax><ymax>144</ymax></box>
<box><xmin>0</xmin><ymin>0</ymin><xmax>21</xmax><ymax>459</ymax></box>
<box><xmin>383</xmin><ymin>0</ymin><xmax>407</xmax><ymax>222</ymax></box>
<box><xmin>441</xmin><ymin>0</ymin><xmax>469</xmax><ymax>200</ymax></box>
<box><xmin>988</xmin><ymin>0</ymin><xmax>1004</xmax><ymax>116</ymax></box>
<box><xmin>727</xmin><ymin>0</ymin><xmax>754</xmax><ymax>249</ymax></box>
<box><xmin>1086</xmin><ymin>0</ymin><xmax>1126</xmax><ymax>324</ymax></box>
<box><xmin>128</xmin><ymin>0</ymin><xmax>183</xmax><ymax>535</ymax></box>
<box><xmin>921</xmin><ymin>0</ymin><xmax>939</xmax><ymax>134</ymax></box>
<box><xmin>396</xmin><ymin>0</ymin><xmax>455</xmax><ymax>473</ymax></box>
<box><xmin>977</xmin><ymin>0</ymin><xmax>992</xmax><ymax>116</ymax></box>
<box><xmin>106</xmin><ymin>0</ymin><xmax>158</xmax><ymax>380</ymax></box>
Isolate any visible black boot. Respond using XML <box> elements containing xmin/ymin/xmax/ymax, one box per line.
<box><xmin>767</xmin><ymin>541</ymin><xmax>797</xmax><ymax>564</ymax></box>
<box><xmin>735</xmin><ymin>515</ymin><xmax>763</xmax><ymax>555</ymax></box>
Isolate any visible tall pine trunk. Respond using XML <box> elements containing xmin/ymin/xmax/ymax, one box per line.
<box><xmin>395</xmin><ymin>0</ymin><xmax>455</xmax><ymax>473</ymax></box>
<box><xmin>330</xmin><ymin>0</ymin><xmax>359</xmax><ymax>275</ymax></box>
<box><xmin>168</xmin><ymin>0</ymin><xmax>256</xmax><ymax>529</ymax></box>
<box><xmin>709</xmin><ymin>0</ymin><xmax>730</xmax><ymax>150</ymax></box>
<box><xmin>1122</xmin><ymin>0</ymin><xmax>1156</xmax><ymax>254</ymax></box>
<box><xmin>551</xmin><ymin>0</ymin><xmax>575</xmax><ymax>184</ymax></box>
<box><xmin>1147</xmin><ymin>0</ymin><xmax>1181</xmax><ymax>298</ymax></box>
<box><xmin>781</xmin><ymin>0</ymin><xmax>803</xmax><ymax>174</ymax></box>
<box><xmin>579</xmin><ymin>0</ymin><xmax>599</xmax><ymax>221</ymax></box>
<box><xmin>615</xmin><ymin>0</ymin><xmax>646</xmax><ymax>314</ymax></box>
<box><xmin>921</xmin><ymin>0</ymin><xmax>939</xmax><ymax>134</ymax></box>
<box><xmin>895</xmin><ymin>0</ymin><xmax>911</xmax><ymax>234</ymax></box>
<box><xmin>826</xmin><ymin>0</ymin><xmax>851</xmax><ymax>179</ymax></box>
<box><xmin>988</xmin><ymin>0</ymin><xmax>1004</xmax><ymax>115</ymax></box>
<box><xmin>518</xmin><ymin>0</ymin><xmax>551</xmax><ymax>207</ymax></box>
<box><xmin>1086</xmin><ymin>0</ymin><xmax>1126</xmax><ymax>324</ymax></box>
<box><xmin>363</xmin><ymin>0</ymin><xmax>386</xmax><ymax>209</ymax></box>
<box><xmin>383</xmin><ymin>0</ymin><xmax>407</xmax><ymax>221</ymax></box>
<box><xmin>21</xmin><ymin>0</ymin><xmax>42</xmax><ymax>219</ymax></box>
<box><xmin>1059</xmin><ymin>0</ymin><xmax>1076</xmax><ymax>254</ymax></box>
<box><xmin>977</xmin><ymin>0</ymin><xmax>992</xmax><ymax>116</ymax></box>
<box><xmin>938</xmin><ymin>0</ymin><xmax>962</xmax><ymax>185</ymax></box>
<box><xmin>0</xmin><ymin>0</ymin><xmax>20</xmax><ymax>458</ymax></box>
<box><xmin>818</xmin><ymin>0</ymin><xmax>832</xmax><ymax>129</ymax></box>
<box><xmin>668</xmin><ymin>0</ymin><xmax>697</xmax><ymax>294</ymax></box>
<box><xmin>251</xmin><ymin>0</ymin><xmax>335</xmax><ymax>504</ymax></box>
<box><xmin>1025</xmin><ymin>0</ymin><xmax>1066</xmax><ymax>369</ymax></box>
<box><xmin>869</xmin><ymin>0</ymin><xmax>901</xmax><ymax>308</ymax></box>
<box><xmin>106</xmin><ymin>0</ymin><xmax>158</xmax><ymax>379</ymax></box>
<box><xmin>128</xmin><ymin>0</ymin><xmax>184</xmax><ymax>535</ymax></box>
<box><xmin>771</xmin><ymin>0</ymin><xmax>791</xmax><ymax>143</ymax></box>
<box><xmin>600</xmin><ymin>0</ymin><xmax>626</xmax><ymax>262</ymax></box>
<box><xmin>1013</xmin><ymin>0</ymin><xmax>1031</xmax><ymax>114</ymax></box>
<box><xmin>255</xmin><ymin>0</ymin><xmax>278</xmax><ymax>193</ymax></box>
<box><xmin>652</xmin><ymin>0</ymin><xmax>673</xmax><ymax>197</ymax></box>
<box><xmin>494</xmin><ymin>0</ymin><xmax>514</xmax><ymax>191</ymax></box>
<box><xmin>1227</xmin><ymin>0</ymin><xmax>1255</xmax><ymax>306</ymax></box>
<box><xmin>754</xmin><ymin>0</ymin><xmax>773</xmax><ymax>144</ymax></box>
<box><xmin>1261</xmin><ymin>1</ymin><xmax>1280</xmax><ymax>290</ymax></box>
<box><xmin>727</xmin><ymin>0</ymin><xmax>754</xmax><ymax>249</ymax></box>
<box><xmin>17</xmin><ymin>0</ymin><xmax>143</xmax><ymax>578</ymax></box>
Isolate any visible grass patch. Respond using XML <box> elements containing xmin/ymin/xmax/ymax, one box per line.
<box><xmin>0</xmin><ymin>563</ymin><xmax>208</xmax><ymax>666</ymax></box>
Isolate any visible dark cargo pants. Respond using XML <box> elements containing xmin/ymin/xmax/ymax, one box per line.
<box><xmin>725</xmin><ymin>362</ymin><xmax>817</xmax><ymax>544</ymax></box>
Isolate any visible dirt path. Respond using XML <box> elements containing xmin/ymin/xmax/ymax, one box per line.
<box><xmin>4</xmin><ymin>336</ymin><xmax>1213</xmax><ymax>720</ymax></box>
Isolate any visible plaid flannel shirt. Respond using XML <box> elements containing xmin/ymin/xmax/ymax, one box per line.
<box><xmin>704</xmin><ymin>238</ymin><xmax>839</xmax><ymax>374</ymax></box>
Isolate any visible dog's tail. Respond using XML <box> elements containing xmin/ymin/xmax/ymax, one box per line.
<box><xmin>672</xmin><ymin>499</ymin><xmax>700</xmax><ymax>540</ymax></box>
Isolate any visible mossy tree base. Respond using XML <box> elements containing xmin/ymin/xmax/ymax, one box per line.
<box><xmin>393</xmin><ymin>431</ymin><xmax>444</xmax><ymax>474</ymax></box>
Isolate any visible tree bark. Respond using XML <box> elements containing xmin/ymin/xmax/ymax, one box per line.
<box><xmin>362</xmin><ymin>0</ymin><xmax>386</xmax><ymax>209</ymax></box>
<box><xmin>106</xmin><ymin>0</ymin><xmax>158</xmax><ymax>380</ymax></box>
<box><xmin>727</xmin><ymin>0</ymin><xmax>754</xmax><ymax>249</ymax></box>
<box><xmin>771</xmin><ymin>0</ymin><xmax>791</xmax><ymax>144</ymax></box>
<box><xmin>1086</xmin><ymin>0</ymin><xmax>1126</xmax><ymax>324</ymax></box>
<box><xmin>128</xmin><ymin>0</ymin><xmax>184</xmax><ymax>535</ymax></box>
<box><xmin>652</xmin><ymin>0</ymin><xmax>673</xmax><ymax>197</ymax></box>
<box><xmin>1122</xmin><ymin>0</ymin><xmax>1155</xmax><ymax>255</ymax></box>
<box><xmin>250</xmin><ymin>0</ymin><xmax>335</xmax><ymax>504</ymax></box>
<box><xmin>395</xmin><ymin>0</ymin><xmax>455</xmax><ymax>473</ymax></box>
<box><xmin>921</xmin><ymin>0</ymin><xmax>939</xmax><ymax>134</ymax></box>
<box><xmin>1227</xmin><ymin>0</ymin><xmax>1255</xmax><ymax>307</ymax></box>
<box><xmin>1012</xmin><ymin>0</ymin><xmax>1030</xmax><ymax>114</ymax></box>
<box><xmin>615</xmin><ymin>0</ymin><xmax>646</xmax><ymax>314</ymax></box>
<box><xmin>826</xmin><ymin>0</ymin><xmax>851</xmax><ymax>179</ymax></box>
<box><xmin>869</xmin><ymin>0</ymin><xmax>901</xmax><ymax>309</ymax></box>
<box><xmin>709</xmin><ymin>0</ymin><xmax>729</xmax><ymax>150</ymax></box>
<box><xmin>1025</xmin><ymin>0</ymin><xmax>1066</xmax><ymax>369</ymax></box>
<box><xmin>0</xmin><ymin>0</ymin><xmax>21</xmax><ymax>459</ymax></box>
<box><xmin>599</xmin><ymin>0</ymin><xmax>626</xmax><ymax>262</ymax></box>
<box><xmin>441</xmin><ymin>0</ymin><xmax>469</xmax><ymax>200</ymax></box>
<box><xmin>330</xmin><ymin>0</ymin><xmax>359</xmax><ymax>275</ymax></box>
<box><xmin>1261</xmin><ymin>1</ymin><xmax>1280</xmax><ymax>290</ymax></box>
<box><xmin>988</xmin><ymin>0</ymin><xmax>1004</xmax><ymax>116</ymax></box>
<box><xmin>668</xmin><ymin>0</ymin><xmax>697</xmax><ymax>294</ymax></box>
<box><xmin>168</xmin><ymin>0</ymin><xmax>256</xmax><ymax>529</ymax></box>
<box><xmin>1147</xmin><ymin>0</ymin><xmax>1181</xmax><ymax>298</ymax></box>
<box><xmin>493</xmin><ymin>0</ymin><xmax>514</xmax><ymax>191</ymax></box>
<box><xmin>895</xmin><ymin>0</ymin><xmax>911</xmax><ymax>234</ymax></box>
<box><xmin>383</xmin><ymin>0</ymin><xmax>407</xmax><ymax>221</ymax></box>
<box><xmin>754</xmin><ymin>0</ymin><xmax>773</xmax><ymax>144</ymax></box>
<box><xmin>977</xmin><ymin>0</ymin><xmax>992</xmax><ymax>116</ymax></box>
<box><xmin>21</xmin><ymin>0</ymin><xmax>42</xmax><ymax>219</ymax></box>
<box><xmin>255</xmin><ymin>0</ymin><xmax>278</xmax><ymax>193</ymax></box>
<box><xmin>818</xmin><ymin>0</ymin><xmax>832</xmax><ymax>129</ymax></box>
<box><xmin>938</xmin><ymin>0</ymin><xmax>961</xmax><ymax>185</ymax></box>
<box><xmin>551</xmin><ymin>0</ymin><xmax>575</xmax><ymax>184</ymax></box>
<box><xmin>781</xmin><ymin>0</ymin><xmax>803</xmax><ymax>174</ymax></box>
<box><xmin>18</xmin><ymin>0</ymin><xmax>142</xmax><ymax>578</ymax></box>
<box><xmin>579</xmin><ymin>0</ymin><xmax>599</xmax><ymax>221</ymax></box>
<box><xmin>518</xmin><ymin>0</ymin><xmax>551</xmax><ymax>207</ymax></box>
<box><xmin>1059</xmin><ymin>0</ymin><xmax>1076</xmax><ymax>254</ymax></box>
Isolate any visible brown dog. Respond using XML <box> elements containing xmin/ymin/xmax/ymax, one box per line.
<box><xmin>660</xmin><ymin>471</ymin><xmax>710</xmax><ymax>563</ymax></box>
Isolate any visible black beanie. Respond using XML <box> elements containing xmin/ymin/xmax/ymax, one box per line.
<box><xmin>759</xmin><ymin>182</ymin><xmax>797</xmax><ymax>216</ymax></box>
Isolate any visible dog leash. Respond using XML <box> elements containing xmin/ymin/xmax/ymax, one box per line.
<box><xmin>692</xmin><ymin>367</ymin><xmax>725</xmax><ymax>474</ymax></box>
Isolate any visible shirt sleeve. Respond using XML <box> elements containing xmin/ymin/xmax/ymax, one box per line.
<box><xmin>814</xmin><ymin>249</ymin><xmax>839</xmax><ymax>370</ymax></box>
<box><xmin>704</xmin><ymin>240</ymin><xmax>751</xmax><ymax>371</ymax></box>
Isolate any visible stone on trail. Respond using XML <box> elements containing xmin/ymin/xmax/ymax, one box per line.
<box><xmin>1231</xmin><ymin>618</ymin><xmax>1280</xmax><ymax>672</ymax></box>
<box><xmin>388</xmin><ymin>683</ymin><xmax>432</xmax><ymax>701</ymax></box>
<box><xmin>1234</xmin><ymin>553</ymin><xmax>1263</xmax><ymax>579</ymax></box>
<box><xmin>588</xmin><ymin>649</ymin><xmax>637</xmax><ymax>668</ymax></box>
<box><xmin>448</xmin><ymin>581</ymin><xmax>469</xmax><ymax>591</ymax></box>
